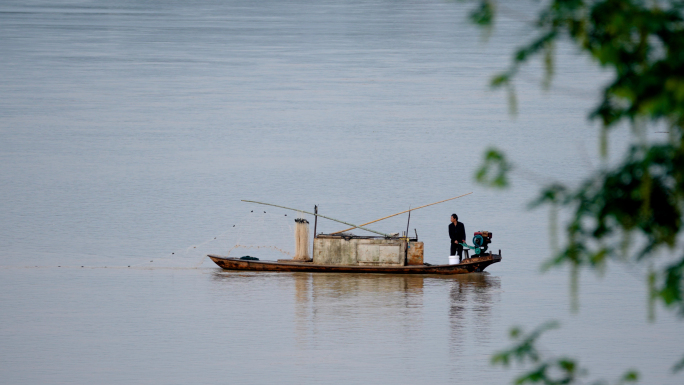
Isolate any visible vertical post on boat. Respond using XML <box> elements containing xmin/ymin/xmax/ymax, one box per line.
<box><xmin>404</xmin><ymin>207</ymin><xmax>411</xmax><ymax>265</ymax></box>
<box><xmin>312</xmin><ymin>205</ymin><xmax>318</xmax><ymax>258</ymax></box>
<box><xmin>405</xmin><ymin>207</ymin><xmax>411</xmax><ymax>238</ymax></box>
<box><xmin>294</xmin><ymin>218</ymin><xmax>311</xmax><ymax>261</ymax></box>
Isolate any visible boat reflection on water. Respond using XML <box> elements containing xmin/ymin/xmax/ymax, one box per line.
<box><xmin>448</xmin><ymin>273</ymin><xmax>501</xmax><ymax>358</ymax></box>
<box><xmin>291</xmin><ymin>273</ymin><xmax>426</xmax><ymax>345</ymax></box>
<box><xmin>210</xmin><ymin>271</ymin><xmax>500</xmax><ymax>352</ymax></box>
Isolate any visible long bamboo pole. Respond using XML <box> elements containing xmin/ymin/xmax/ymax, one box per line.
<box><xmin>241</xmin><ymin>200</ymin><xmax>391</xmax><ymax>237</ymax></box>
<box><xmin>329</xmin><ymin>192</ymin><xmax>472</xmax><ymax>235</ymax></box>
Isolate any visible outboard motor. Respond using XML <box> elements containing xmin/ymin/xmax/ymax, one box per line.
<box><xmin>472</xmin><ymin>231</ymin><xmax>493</xmax><ymax>253</ymax></box>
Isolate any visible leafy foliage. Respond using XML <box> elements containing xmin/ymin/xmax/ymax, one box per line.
<box><xmin>492</xmin><ymin>322</ymin><xmax>640</xmax><ymax>385</ymax></box>
<box><xmin>471</xmin><ymin>0</ymin><xmax>684</xmax><ymax>129</ymax></box>
<box><xmin>476</xmin><ymin>148</ymin><xmax>513</xmax><ymax>188</ymax></box>
<box><xmin>466</xmin><ymin>0</ymin><xmax>684</xmax><ymax>381</ymax></box>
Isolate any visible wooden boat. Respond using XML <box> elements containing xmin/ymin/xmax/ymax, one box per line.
<box><xmin>214</xmin><ymin>198</ymin><xmax>503</xmax><ymax>275</ymax></box>
<box><xmin>208</xmin><ymin>252</ymin><xmax>502</xmax><ymax>275</ymax></box>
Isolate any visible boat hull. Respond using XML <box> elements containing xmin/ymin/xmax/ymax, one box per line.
<box><xmin>207</xmin><ymin>253</ymin><xmax>501</xmax><ymax>274</ymax></box>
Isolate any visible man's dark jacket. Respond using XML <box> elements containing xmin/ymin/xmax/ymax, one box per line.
<box><xmin>449</xmin><ymin>222</ymin><xmax>466</xmax><ymax>244</ymax></box>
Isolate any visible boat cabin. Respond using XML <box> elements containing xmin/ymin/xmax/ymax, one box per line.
<box><xmin>313</xmin><ymin>234</ymin><xmax>424</xmax><ymax>267</ymax></box>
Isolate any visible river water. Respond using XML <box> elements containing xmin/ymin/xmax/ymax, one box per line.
<box><xmin>1</xmin><ymin>1</ymin><xmax>682</xmax><ymax>384</ymax></box>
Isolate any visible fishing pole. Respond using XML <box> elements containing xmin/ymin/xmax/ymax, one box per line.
<box><xmin>330</xmin><ymin>192</ymin><xmax>472</xmax><ymax>235</ymax></box>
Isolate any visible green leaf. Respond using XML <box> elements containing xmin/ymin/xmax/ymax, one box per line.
<box><xmin>469</xmin><ymin>0</ymin><xmax>494</xmax><ymax>26</ymax></box>
<box><xmin>619</xmin><ymin>369</ymin><xmax>639</xmax><ymax>384</ymax></box>
<box><xmin>476</xmin><ymin>148</ymin><xmax>513</xmax><ymax>188</ymax></box>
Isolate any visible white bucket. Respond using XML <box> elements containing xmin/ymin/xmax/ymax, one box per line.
<box><xmin>448</xmin><ymin>256</ymin><xmax>459</xmax><ymax>265</ymax></box>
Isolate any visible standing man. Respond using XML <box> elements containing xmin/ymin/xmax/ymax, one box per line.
<box><xmin>449</xmin><ymin>214</ymin><xmax>466</xmax><ymax>262</ymax></box>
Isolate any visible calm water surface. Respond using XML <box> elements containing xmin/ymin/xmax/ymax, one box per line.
<box><xmin>1</xmin><ymin>1</ymin><xmax>682</xmax><ymax>384</ymax></box>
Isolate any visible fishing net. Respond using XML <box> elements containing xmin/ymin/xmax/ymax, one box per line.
<box><xmin>167</xmin><ymin>209</ymin><xmax>313</xmax><ymax>267</ymax></box>
<box><xmin>3</xmin><ymin>209</ymin><xmax>313</xmax><ymax>270</ymax></box>
<box><xmin>224</xmin><ymin>210</ymin><xmax>307</xmax><ymax>260</ymax></box>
